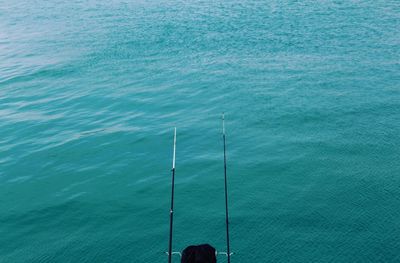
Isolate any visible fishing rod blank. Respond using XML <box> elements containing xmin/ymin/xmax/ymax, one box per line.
<box><xmin>222</xmin><ymin>113</ymin><xmax>232</xmax><ymax>263</ymax></box>
<box><xmin>168</xmin><ymin>127</ymin><xmax>177</xmax><ymax>263</ymax></box>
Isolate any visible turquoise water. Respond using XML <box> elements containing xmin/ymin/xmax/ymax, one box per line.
<box><xmin>1</xmin><ymin>0</ymin><xmax>399</xmax><ymax>262</ymax></box>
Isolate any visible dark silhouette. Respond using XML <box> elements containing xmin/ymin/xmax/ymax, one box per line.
<box><xmin>181</xmin><ymin>244</ymin><xmax>217</xmax><ymax>263</ymax></box>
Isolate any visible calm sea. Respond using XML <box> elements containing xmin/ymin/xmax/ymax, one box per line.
<box><xmin>1</xmin><ymin>0</ymin><xmax>399</xmax><ymax>262</ymax></box>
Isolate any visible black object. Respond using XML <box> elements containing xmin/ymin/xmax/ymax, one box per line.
<box><xmin>181</xmin><ymin>244</ymin><xmax>217</xmax><ymax>263</ymax></box>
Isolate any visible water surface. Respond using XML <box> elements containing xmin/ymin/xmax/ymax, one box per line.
<box><xmin>1</xmin><ymin>0</ymin><xmax>399</xmax><ymax>262</ymax></box>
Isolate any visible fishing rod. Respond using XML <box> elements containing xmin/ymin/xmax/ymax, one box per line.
<box><xmin>165</xmin><ymin>122</ymin><xmax>233</xmax><ymax>261</ymax></box>
<box><xmin>222</xmin><ymin>113</ymin><xmax>232</xmax><ymax>263</ymax></box>
<box><xmin>168</xmin><ymin>127</ymin><xmax>177</xmax><ymax>263</ymax></box>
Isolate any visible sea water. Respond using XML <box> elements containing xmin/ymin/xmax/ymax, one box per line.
<box><xmin>0</xmin><ymin>0</ymin><xmax>399</xmax><ymax>262</ymax></box>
